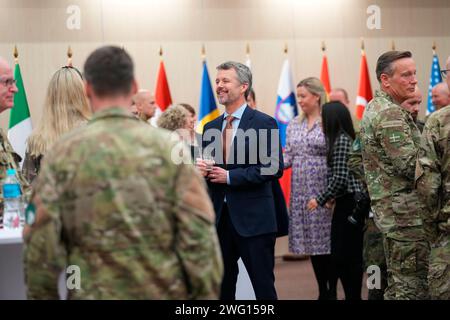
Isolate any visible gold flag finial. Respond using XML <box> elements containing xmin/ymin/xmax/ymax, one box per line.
<box><xmin>13</xmin><ymin>45</ymin><xmax>18</xmax><ymax>63</ymax></box>
<box><xmin>432</xmin><ymin>41</ymin><xmax>437</xmax><ymax>54</ymax></box>
<box><xmin>284</xmin><ymin>43</ymin><xmax>288</xmax><ymax>54</ymax></box>
<box><xmin>391</xmin><ymin>40</ymin><xmax>396</xmax><ymax>51</ymax></box>
<box><xmin>361</xmin><ymin>38</ymin><xmax>365</xmax><ymax>52</ymax></box>
<box><xmin>321</xmin><ymin>41</ymin><xmax>326</xmax><ymax>52</ymax></box>
<box><xmin>159</xmin><ymin>46</ymin><xmax>163</xmax><ymax>57</ymax></box>
<box><xmin>201</xmin><ymin>44</ymin><xmax>206</xmax><ymax>60</ymax></box>
<box><xmin>246</xmin><ymin>43</ymin><xmax>250</xmax><ymax>55</ymax></box>
<box><xmin>67</xmin><ymin>45</ymin><xmax>73</xmax><ymax>66</ymax></box>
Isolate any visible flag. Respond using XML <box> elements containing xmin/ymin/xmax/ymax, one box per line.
<box><xmin>151</xmin><ymin>60</ymin><xmax>172</xmax><ymax>126</ymax></box>
<box><xmin>8</xmin><ymin>63</ymin><xmax>32</xmax><ymax>168</ymax></box>
<box><xmin>320</xmin><ymin>54</ymin><xmax>331</xmax><ymax>94</ymax></box>
<box><xmin>355</xmin><ymin>51</ymin><xmax>373</xmax><ymax>120</ymax></box>
<box><xmin>426</xmin><ymin>53</ymin><xmax>443</xmax><ymax>115</ymax></box>
<box><xmin>274</xmin><ymin>59</ymin><xmax>298</xmax><ymax>205</ymax></box>
<box><xmin>197</xmin><ymin>61</ymin><xmax>220</xmax><ymax>134</ymax></box>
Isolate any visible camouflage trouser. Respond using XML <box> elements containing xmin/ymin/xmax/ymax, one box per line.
<box><xmin>428</xmin><ymin>237</ymin><xmax>450</xmax><ymax>300</ymax></box>
<box><xmin>363</xmin><ymin>218</ymin><xmax>387</xmax><ymax>300</ymax></box>
<box><xmin>383</xmin><ymin>226</ymin><xmax>430</xmax><ymax>300</ymax></box>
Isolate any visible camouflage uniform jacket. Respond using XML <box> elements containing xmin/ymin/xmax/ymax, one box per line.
<box><xmin>0</xmin><ymin>128</ymin><xmax>30</xmax><ymax>214</ymax></box>
<box><xmin>360</xmin><ymin>90</ymin><xmax>423</xmax><ymax>234</ymax></box>
<box><xmin>416</xmin><ymin>106</ymin><xmax>450</xmax><ymax>246</ymax></box>
<box><xmin>23</xmin><ymin>107</ymin><xmax>223</xmax><ymax>300</ymax></box>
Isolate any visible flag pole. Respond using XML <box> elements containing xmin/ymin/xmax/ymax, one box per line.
<box><xmin>246</xmin><ymin>42</ymin><xmax>250</xmax><ymax>60</ymax></box>
<box><xmin>201</xmin><ymin>44</ymin><xmax>206</xmax><ymax>62</ymax></box>
<box><xmin>67</xmin><ymin>45</ymin><xmax>73</xmax><ymax>67</ymax></box>
<box><xmin>13</xmin><ymin>45</ymin><xmax>18</xmax><ymax>65</ymax></box>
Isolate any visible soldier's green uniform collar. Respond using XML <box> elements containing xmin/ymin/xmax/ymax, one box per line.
<box><xmin>375</xmin><ymin>89</ymin><xmax>395</xmax><ymax>104</ymax></box>
<box><xmin>89</xmin><ymin>107</ymin><xmax>138</xmax><ymax>123</ymax></box>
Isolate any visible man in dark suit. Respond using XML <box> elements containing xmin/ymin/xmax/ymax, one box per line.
<box><xmin>197</xmin><ymin>61</ymin><xmax>283</xmax><ymax>300</ymax></box>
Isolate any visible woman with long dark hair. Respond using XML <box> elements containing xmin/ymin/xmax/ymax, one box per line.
<box><xmin>284</xmin><ymin>77</ymin><xmax>335</xmax><ymax>300</ymax></box>
<box><xmin>306</xmin><ymin>101</ymin><xmax>364</xmax><ymax>300</ymax></box>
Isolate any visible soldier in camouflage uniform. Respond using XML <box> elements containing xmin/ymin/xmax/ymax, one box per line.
<box><xmin>415</xmin><ymin>56</ymin><xmax>450</xmax><ymax>300</ymax></box>
<box><xmin>348</xmin><ymin>134</ymin><xmax>388</xmax><ymax>300</ymax></box>
<box><xmin>359</xmin><ymin>51</ymin><xmax>430</xmax><ymax>300</ymax></box>
<box><xmin>348</xmin><ymin>86</ymin><xmax>423</xmax><ymax>300</ymax></box>
<box><xmin>23</xmin><ymin>46</ymin><xmax>223</xmax><ymax>299</ymax></box>
<box><xmin>0</xmin><ymin>57</ymin><xmax>30</xmax><ymax>226</ymax></box>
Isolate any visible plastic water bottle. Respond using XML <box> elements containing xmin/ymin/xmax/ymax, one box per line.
<box><xmin>2</xmin><ymin>169</ymin><xmax>24</xmax><ymax>229</ymax></box>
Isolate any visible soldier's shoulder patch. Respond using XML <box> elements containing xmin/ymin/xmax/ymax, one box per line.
<box><xmin>25</xmin><ymin>202</ymin><xmax>36</xmax><ymax>226</ymax></box>
<box><xmin>381</xmin><ymin>120</ymin><xmax>403</xmax><ymax>128</ymax></box>
<box><xmin>352</xmin><ymin>139</ymin><xmax>361</xmax><ymax>151</ymax></box>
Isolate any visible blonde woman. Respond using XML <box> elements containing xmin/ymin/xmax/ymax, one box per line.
<box><xmin>283</xmin><ymin>77</ymin><xmax>336</xmax><ymax>299</ymax></box>
<box><xmin>157</xmin><ymin>104</ymin><xmax>198</xmax><ymax>160</ymax></box>
<box><xmin>157</xmin><ymin>104</ymin><xmax>191</xmax><ymax>136</ymax></box>
<box><xmin>23</xmin><ymin>66</ymin><xmax>91</xmax><ymax>183</ymax></box>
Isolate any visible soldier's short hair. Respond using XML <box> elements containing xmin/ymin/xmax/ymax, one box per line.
<box><xmin>376</xmin><ymin>50</ymin><xmax>412</xmax><ymax>82</ymax></box>
<box><xmin>84</xmin><ymin>46</ymin><xmax>134</xmax><ymax>97</ymax></box>
<box><xmin>216</xmin><ymin>61</ymin><xmax>252</xmax><ymax>99</ymax></box>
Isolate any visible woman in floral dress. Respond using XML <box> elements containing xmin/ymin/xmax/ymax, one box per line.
<box><xmin>284</xmin><ymin>77</ymin><xmax>335</xmax><ymax>300</ymax></box>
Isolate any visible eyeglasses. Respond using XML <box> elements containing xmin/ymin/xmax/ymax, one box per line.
<box><xmin>0</xmin><ymin>78</ymin><xmax>17</xmax><ymax>87</ymax></box>
<box><xmin>441</xmin><ymin>69</ymin><xmax>450</xmax><ymax>79</ymax></box>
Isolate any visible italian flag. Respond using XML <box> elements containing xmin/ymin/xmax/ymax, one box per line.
<box><xmin>8</xmin><ymin>63</ymin><xmax>32</xmax><ymax>167</ymax></box>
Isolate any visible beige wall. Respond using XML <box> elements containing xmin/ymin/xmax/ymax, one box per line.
<box><xmin>1</xmin><ymin>0</ymin><xmax>449</xmax><ymax>256</ymax></box>
<box><xmin>1</xmin><ymin>0</ymin><xmax>450</xmax><ymax>131</ymax></box>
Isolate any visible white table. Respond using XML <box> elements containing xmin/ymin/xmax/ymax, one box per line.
<box><xmin>1</xmin><ymin>229</ymin><xmax>255</xmax><ymax>300</ymax></box>
<box><xmin>236</xmin><ymin>258</ymin><xmax>256</xmax><ymax>300</ymax></box>
<box><xmin>0</xmin><ymin>228</ymin><xmax>27</xmax><ymax>299</ymax></box>
<box><xmin>0</xmin><ymin>228</ymin><xmax>68</xmax><ymax>300</ymax></box>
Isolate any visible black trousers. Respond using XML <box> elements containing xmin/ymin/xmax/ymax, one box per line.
<box><xmin>331</xmin><ymin>193</ymin><xmax>364</xmax><ymax>300</ymax></box>
<box><xmin>217</xmin><ymin>205</ymin><xmax>277</xmax><ymax>300</ymax></box>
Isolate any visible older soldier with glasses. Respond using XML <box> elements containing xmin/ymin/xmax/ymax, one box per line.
<box><xmin>0</xmin><ymin>57</ymin><xmax>29</xmax><ymax>228</ymax></box>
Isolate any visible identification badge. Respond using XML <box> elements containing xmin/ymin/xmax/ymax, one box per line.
<box><xmin>25</xmin><ymin>203</ymin><xmax>36</xmax><ymax>226</ymax></box>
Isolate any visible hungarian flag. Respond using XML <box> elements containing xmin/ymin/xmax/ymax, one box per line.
<box><xmin>320</xmin><ymin>54</ymin><xmax>331</xmax><ymax>94</ymax></box>
<box><xmin>8</xmin><ymin>63</ymin><xmax>32</xmax><ymax>168</ymax></box>
<box><xmin>274</xmin><ymin>59</ymin><xmax>298</xmax><ymax>205</ymax></box>
<box><xmin>355</xmin><ymin>51</ymin><xmax>373</xmax><ymax>120</ymax></box>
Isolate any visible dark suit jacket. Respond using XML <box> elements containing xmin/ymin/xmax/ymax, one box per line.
<box><xmin>272</xmin><ymin>179</ymin><xmax>289</xmax><ymax>237</ymax></box>
<box><xmin>202</xmin><ymin>106</ymin><xmax>284</xmax><ymax>237</ymax></box>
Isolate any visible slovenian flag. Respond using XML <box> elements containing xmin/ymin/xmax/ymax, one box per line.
<box><xmin>274</xmin><ymin>59</ymin><xmax>298</xmax><ymax>204</ymax></box>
